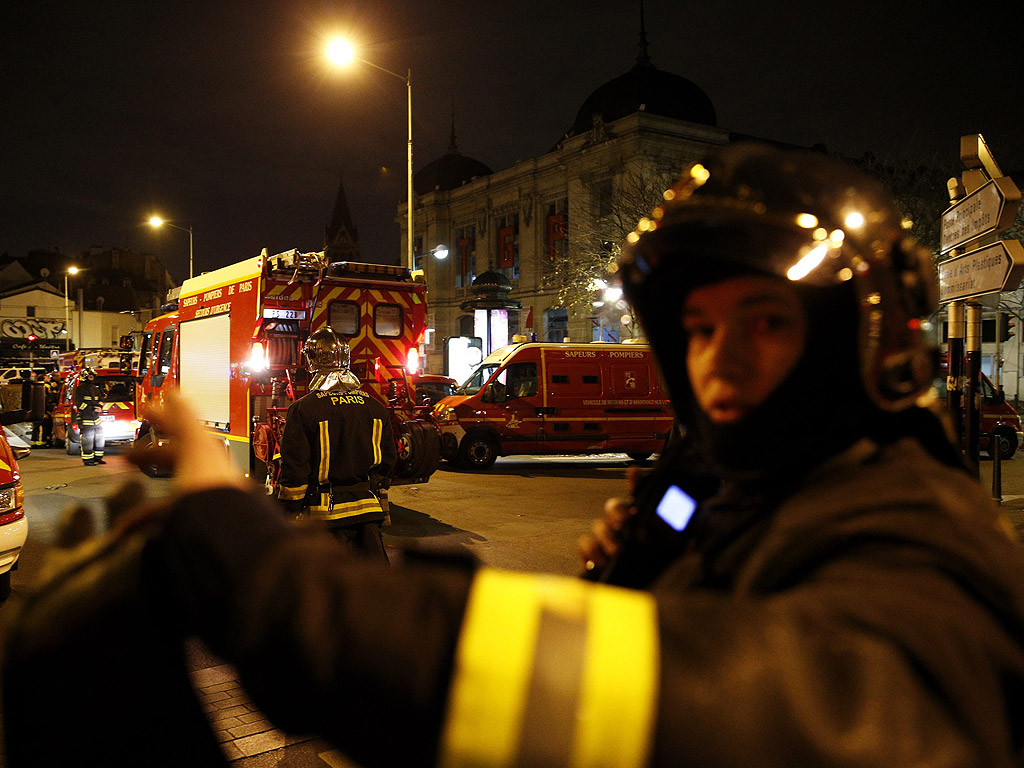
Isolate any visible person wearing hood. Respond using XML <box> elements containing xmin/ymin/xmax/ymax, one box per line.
<box><xmin>7</xmin><ymin>144</ymin><xmax>1024</xmax><ymax>768</ymax></box>
<box><xmin>276</xmin><ymin>326</ymin><xmax>396</xmax><ymax>561</ymax></box>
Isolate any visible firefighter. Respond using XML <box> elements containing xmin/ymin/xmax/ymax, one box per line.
<box><xmin>30</xmin><ymin>371</ymin><xmax>55</xmax><ymax>448</ymax></box>
<box><xmin>73</xmin><ymin>366</ymin><xmax>105</xmax><ymax>465</ymax></box>
<box><xmin>276</xmin><ymin>326</ymin><xmax>396</xmax><ymax>562</ymax></box>
<box><xmin>8</xmin><ymin>144</ymin><xmax>1024</xmax><ymax>767</ymax></box>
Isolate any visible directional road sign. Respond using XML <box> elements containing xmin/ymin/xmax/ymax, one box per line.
<box><xmin>938</xmin><ymin>239</ymin><xmax>1024</xmax><ymax>303</ymax></box>
<box><xmin>940</xmin><ymin>176</ymin><xmax>1021</xmax><ymax>254</ymax></box>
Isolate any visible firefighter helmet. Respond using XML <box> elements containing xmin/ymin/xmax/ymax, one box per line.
<box><xmin>618</xmin><ymin>142</ymin><xmax>937</xmax><ymax>413</ymax></box>
<box><xmin>303</xmin><ymin>327</ymin><xmax>351</xmax><ymax>374</ymax></box>
<box><xmin>81</xmin><ymin>367</ymin><xmax>96</xmax><ymax>380</ymax></box>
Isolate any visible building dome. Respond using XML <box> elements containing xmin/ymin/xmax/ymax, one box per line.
<box><xmin>414</xmin><ymin>152</ymin><xmax>493</xmax><ymax>195</ymax></box>
<box><xmin>562</xmin><ymin>15</ymin><xmax>716</xmax><ymax>141</ymax></box>
<box><xmin>566</xmin><ymin>61</ymin><xmax>716</xmax><ymax>139</ymax></box>
<box><xmin>414</xmin><ymin>118</ymin><xmax>492</xmax><ymax>195</ymax></box>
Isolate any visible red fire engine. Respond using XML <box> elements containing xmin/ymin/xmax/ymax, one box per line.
<box><xmin>133</xmin><ymin>250</ymin><xmax>441</xmax><ymax>490</ymax></box>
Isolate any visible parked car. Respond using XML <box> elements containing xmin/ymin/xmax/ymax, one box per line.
<box><xmin>0</xmin><ymin>383</ymin><xmax>42</xmax><ymax>600</ymax></box>
<box><xmin>0</xmin><ymin>367</ymin><xmax>49</xmax><ymax>385</ymax></box>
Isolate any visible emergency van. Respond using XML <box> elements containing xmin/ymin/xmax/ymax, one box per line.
<box><xmin>133</xmin><ymin>250</ymin><xmax>441</xmax><ymax>490</ymax></box>
<box><xmin>434</xmin><ymin>341</ymin><xmax>675</xmax><ymax>468</ymax></box>
<box><xmin>935</xmin><ymin>366</ymin><xmax>1024</xmax><ymax>459</ymax></box>
<box><xmin>0</xmin><ymin>380</ymin><xmax>44</xmax><ymax>599</ymax></box>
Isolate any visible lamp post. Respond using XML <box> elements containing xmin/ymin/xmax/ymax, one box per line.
<box><xmin>149</xmin><ymin>216</ymin><xmax>194</xmax><ymax>279</ymax></box>
<box><xmin>327</xmin><ymin>39</ymin><xmax>414</xmax><ymax>271</ymax></box>
<box><xmin>64</xmin><ymin>266</ymin><xmax>79</xmax><ymax>351</ymax></box>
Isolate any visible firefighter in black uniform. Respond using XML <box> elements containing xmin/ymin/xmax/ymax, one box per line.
<box><xmin>9</xmin><ymin>144</ymin><xmax>1024</xmax><ymax>768</ymax></box>
<box><xmin>72</xmin><ymin>367</ymin><xmax>105</xmax><ymax>465</ymax></box>
<box><xmin>277</xmin><ymin>326</ymin><xmax>396</xmax><ymax>561</ymax></box>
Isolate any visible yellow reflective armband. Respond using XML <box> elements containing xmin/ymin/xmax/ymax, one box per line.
<box><xmin>440</xmin><ymin>568</ymin><xmax>659</xmax><ymax>768</ymax></box>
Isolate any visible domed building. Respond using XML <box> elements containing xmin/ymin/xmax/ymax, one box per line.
<box><xmin>409</xmin><ymin>16</ymin><xmax>772</xmax><ymax>375</ymax></box>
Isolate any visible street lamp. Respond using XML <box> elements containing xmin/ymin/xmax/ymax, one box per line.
<box><xmin>430</xmin><ymin>244</ymin><xmax>449</xmax><ymax>261</ymax></box>
<box><xmin>149</xmin><ymin>215</ymin><xmax>194</xmax><ymax>279</ymax></box>
<box><xmin>327</xmin><ymin>38</ymin><xmax>414</xmax><ymax>271</ymax></box>
<box><xmin>64</xmin><ymin>266</ymin><xmax>79</xmax><ymax>351</ymax></box>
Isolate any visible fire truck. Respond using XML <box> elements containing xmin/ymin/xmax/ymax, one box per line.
<box><xmin>133</xmin><ymin>250</ymin><xmax>441</xmax><ymax>491</ymax></box>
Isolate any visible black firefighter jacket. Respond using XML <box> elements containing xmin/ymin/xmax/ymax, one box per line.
<box><xmin>72</xmin><ymin>380</ymin><xmax>103</xmax><ymax>426</ymax></box>
<box><xmin>277</xmin><ymin>388</ymin><xmax>397</xmax><ymax>526</ymax></box>
<box><xmin>8</xmin><ymin>435</ymin><xmax>1024</xmax><ymax>768</ymax></box>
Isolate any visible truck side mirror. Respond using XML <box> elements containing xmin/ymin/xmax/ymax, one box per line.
<box><xmin>992</xmin><ymin>388</ymin><xmax>1006</xmax><ymax>405</ymax></box>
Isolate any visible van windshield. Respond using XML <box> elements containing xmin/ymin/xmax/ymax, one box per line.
<box><xmin>457</xmin><ymin>364</ymin><xmax>501</xmax><ymax>395</ymax></box>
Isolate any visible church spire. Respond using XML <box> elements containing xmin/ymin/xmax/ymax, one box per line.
<box><xmin>324</xmin><ymin>171</ymin><xmax>361</xmax><ymax>262</ymax></box>
<box><xmin>636</xmin><ymin>0</ymin><xmax>652</xmax><ymax>67</ymax></box>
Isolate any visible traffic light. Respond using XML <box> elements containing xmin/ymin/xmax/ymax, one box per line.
<box><xmin>999</xmin><ymin>312</ymin><xmax>1016</xmax><ymax>342</ymax></box>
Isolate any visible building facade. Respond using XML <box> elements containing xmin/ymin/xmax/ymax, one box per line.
<box><xmin>399</xmin><ymin>32</ymin><xmax>737</xmax><ymax>376</ymax></box>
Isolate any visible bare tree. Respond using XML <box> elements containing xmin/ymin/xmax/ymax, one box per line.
<box><xmin>543</xmin><ymin>163</ymin><xmax>674</xmax><ymax>338</ymax></box>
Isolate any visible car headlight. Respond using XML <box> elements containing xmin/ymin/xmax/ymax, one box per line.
<box><xmin>436</xmin><ymin>407</ymin><xmax>458</xmax><ymax>424</ymax></box>
<box><xmin>0</xmin><ymin>483</ymin><xmax>24</xmax><ymax>514</ymax></box>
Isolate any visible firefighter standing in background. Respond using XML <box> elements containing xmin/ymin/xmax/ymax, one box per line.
<box><xmin>276</xmin><ymin>326</ymin><xmax>396</xmax><ymax>562</ymax></box>
<box><xmin>73</xmin><ymin>367</ymin><xmax>105</xmax><ymax>465</ymax></box>
<box><xmin>30</xmin><ymin>371</ymin><xmax>57</xmax><ymax>448</ymax></box>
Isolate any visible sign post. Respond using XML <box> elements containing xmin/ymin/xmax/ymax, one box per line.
<box><xmin>939</xmin><ymin>135</ymin><xmax>1023</xmax><ymax>479</ymax></box>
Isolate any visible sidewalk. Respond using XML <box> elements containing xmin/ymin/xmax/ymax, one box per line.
<box><xmin>190</xmin><ymin>663</ymin><xmax>357</xmax><ymax>766</ymax></box>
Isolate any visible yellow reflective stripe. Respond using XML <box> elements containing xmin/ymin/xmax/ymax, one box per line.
<box><xmin>309</xmin><ymin>496</ymin><xmax>383</xmax><ymax>520</ymax></box>
<box><xmin>573</xmin><ymin>582</ymin><xmax>659</xmax><ymax>768</ymax></box>
<box><xmin>440</xmin><ymin>568</ymin><xmax>659</xmax><ymax>768</ymax></box>
<box><xmin>372</xmin><ymin>418</ymin><xmax>382</xmax><ymax>465</ymax></box>
<box><xmin>318</xmin><ymin>420</ymin><xmax>329</xmax><ymax>485</ymax></box>
<box><xmin>0</xmin><ymin>458</ymin><xmax>10</xmax><ymax>472</ymax></box>
<box><xmin>278</xmin><ymin>484</ymin><xmax>307</xmax><ymax>501</ymax></box>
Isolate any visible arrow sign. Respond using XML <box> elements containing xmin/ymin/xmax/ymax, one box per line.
<box><xmin>938</xmin><ymin>239</ymin><xmax>1024</xmax><ymax>303</ymax></box>
<box><xmin>940</xmin><ymin>176</ymin><xmax>1021</xmax><ymax>254</ymax></box>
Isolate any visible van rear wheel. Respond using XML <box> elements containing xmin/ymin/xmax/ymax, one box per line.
<box><xmin>627</xmin><ymin>452</ymin><xmax>652</xmax><ymax>463</ymax></box>
<box><xmin>989</xmin><ymin>429</ymin><xmax>1018</xmax><ymax>460</ymax></box>
<box><xmin>459</xmin><ymin>433</ymin><xmax>498</xmax><ymax>469</ymax></box>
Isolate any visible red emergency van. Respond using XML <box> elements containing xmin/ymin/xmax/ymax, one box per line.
<box><xmin>434</xmin><ymin>341</ymin><xmax>675</xmax><ymax>468</ymax></box>
<box><xmin>935</xmin><ymin>368</ymin><xmax>1024</xmax><ymax>459</ymax></box>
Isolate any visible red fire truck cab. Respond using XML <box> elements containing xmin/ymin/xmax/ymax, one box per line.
<box><xmin>51</xmin><ymin>349</ymin><xmax>139</xmax><ymax>455</ymax></box>
<box><xmin>133</xmin><ymin>250</ymin><xmax>441</xmax><ymax>490</ymax></box>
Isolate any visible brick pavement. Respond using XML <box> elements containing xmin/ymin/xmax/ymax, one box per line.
<box><xmin>189</xmin><ymin>663</ymin><xmax>316</xmax><ymax>762</ymax></box>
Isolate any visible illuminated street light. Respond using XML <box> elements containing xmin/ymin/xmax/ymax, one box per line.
<box><xmin>431</xmin><ymin>244</ymin><xmax>449</xmax><ymax>260</ymax></box>
<box><xmin>327</xmin><ymin>38</ymin><xmax>414</xmax><ymax>271</ymax></box>
<box><xmin>149</xmin><ymin>215</ymin><xmax>194</xmax><ymax>279</ymax></box>
<box><xmin>64</xmin><ymin>266</ymin><xmax>79</xmax><ymax>351</ymax></box>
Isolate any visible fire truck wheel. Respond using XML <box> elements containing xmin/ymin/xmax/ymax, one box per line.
<box><xmin>65</xmin><ymin>435</ymin><xmax>81</xmax><ymax>456</ymax></box>
<box><xmin>133</xmin><ymin>431</ymin><xmax>168</xmax><ymax>478</ymax></box>
<box><xmin>627</xmin><ymin>452</ymin><xmax>652</xmax><ymax>463</ymax></box>
<box><xmin>395</xmin><ymin>421</ymin><xmax>442</xmax><ymax>480</ymax></box>
<box><xmin>458</xmin><ymin>432</ymin><xmax>498</xmax><ymax>470</ymax></box>
<box><xmin>989</xmin><ymin>428</ymin><xmax>1018</xmax><ymax>460</ymax></box>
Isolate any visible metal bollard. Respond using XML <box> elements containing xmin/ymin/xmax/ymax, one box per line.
<box><xmin>992</xmin><ymin>436</ymin><xmax>1003</xmax><ymax>505</ymax></box>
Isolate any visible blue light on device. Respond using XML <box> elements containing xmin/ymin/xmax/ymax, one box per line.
<box><xmin>656</xmin><ymin>485</ymin><xmax>697</xmax><ymax>532</ymax></box>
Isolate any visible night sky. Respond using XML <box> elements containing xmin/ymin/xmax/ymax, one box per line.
<box><xmin>3</xmin><ymin>0</ymin><xmax>1023</xmax><ymax>284</ymax></box>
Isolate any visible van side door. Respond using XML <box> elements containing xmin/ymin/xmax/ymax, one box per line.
<box><xmin>482</xmin><ymin>361</ymin><xmax>541</xmax><ymax>453</ymax></box>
